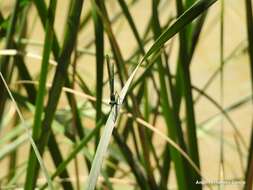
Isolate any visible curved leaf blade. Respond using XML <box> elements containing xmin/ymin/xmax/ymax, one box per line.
<box><xmin>142</xmin><ymin>0</ymin><xmax>217</xmax><ymax>62</ymax></box>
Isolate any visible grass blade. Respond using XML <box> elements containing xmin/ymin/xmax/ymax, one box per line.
<box><xmin>218</xmin><ymin>0</ymin><xmax>225</xmax><ymax>185</ymax></box>
<box><xmin>40</xmin><ymin>121</ymin><xmax>103</xmax><ymax>190</ymax></box>
<box><xmin>31</xmin><ymin>1</ymin><xmax>87</xmax><ymax>185</ymax></box>
<box><xmin>24</xmin><ymin>0</ymin><xmax>84</xmax><ymax>189</ymax></box>
<box><xmin>0</xmin><ymin>72</ymin><xmax>53</xmax><ymax>189</ymax></box>
<box><xmin>92</xmin><ymin>0</ymin><xmax>104</xmax><ymax>147</ymax></box>
<box><xmin>0</xmin><ymin>0</ymin><xmax>20</xmax><ymax>126</ymax></box>
<box><xmin>32</xmin><ymin>0</ymin><xmax>57</xmax><ymax>142</ymax></box>
<box><xmin>244</xmin><ymin>0</ymin><xmax>253</xmax><ymax>189</ymax></box>
<box><xmin>142</xmin><ymin>0</ymin><xmax>217</xmax><ymax>62</ymax></box>
<box><xmin>24</xmin><ymin>0</ymin><xmax>60</xmax><ymax>189</ymax></box>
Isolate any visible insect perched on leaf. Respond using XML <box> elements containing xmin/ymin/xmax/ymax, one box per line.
<box><xmin>106</xmin><ymin>55</ymin><xmax>120</xmax><ymax>122</ymax></box>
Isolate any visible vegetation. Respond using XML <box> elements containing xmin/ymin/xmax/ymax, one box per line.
<box><xmin>0</xmin><ymin>0</ymin><xmax>252</xmax><ymax>189</ymax></box>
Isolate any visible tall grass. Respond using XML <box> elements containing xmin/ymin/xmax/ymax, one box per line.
<box><xmin>0</xmin><ymin>0</ymin><xmax>252</xmax><ymax>189</ymax></box>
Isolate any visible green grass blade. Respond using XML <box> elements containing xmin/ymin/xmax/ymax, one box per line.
<box><xmin>24</xmin><ymin>0</ymin><xmax>84</xmax><ymax>189</ymax></box>
<box><xmin>13</xmin><ymin>4</ymin><xmax>37</xmax><ymax>104</ymax></box>
<box><xmin>142</xmin><ymin>0</ymin><xmax>217</xmax><ymax>62</ymax></box>
<box><xmin>245</xmin><ymin>126</ymin><xmax>253</xmax><ymax>190</ymax></box>
<box><xmin>32</xmin><ymin>1</ymin><xmax>87</xmax><ymax>185</ymax></box>
<box><xmin>24</xmin><ymin>0</ymin><xmax>58</xmax><ymax>189</ymax></box>
<box><xmin>32</xmin><ymin>0</ymin><xmax>57</xmax><ymax>136</ymax></box>
<box><xmin>13</xmin><ymin>54</ymin><xmax>36</xmax><ymax>104</ymax></box>
<box><xmin>151</xmin><ymin>0</ymin><xmax>189</xmax><ymax>189</ymax></box>
<box><xmin>92</xmin><ymin>0</ymin><xmax>104</xmax><ymax>147</ymax></box>
<box><xmin>48</xmin><ymin>134</ymin><xmax>74</xmax><ymax>189</ymax></box>
<box><xmin>40</xmin><ymin>0</ymin><xmax>84</xmax><ymax>132</ymax></box>
<box><xmin>112</xmin><ymin>129</ymin><xmax>150</xmax><ymax>190</ymax></box>
<box><xmin>245</xmin><ymin>0</ymin><xmax>253</xmax><ymax>92</ymax></box>
<box><xmin>189</xmin><ymin>12</ymin><xmax>207</xmax><ymax>59</ymax></box>
<box><xmin>40</xmin><ymin>122</ymin><xmax>102</xmax><ymax>190</ymax></box>
<box><xmin>7</xmin><ymin>8</ymin><xmax>30</xmax><ymax>177</ymax></box>
<box><xmin>244</xmin><ymin>0</ymin><xmax>253</xmax><ymax>188</ymax></box>
<box><xmin>0</xmin><ymin>72</ymin><xmax>53</xmax><ymax>189</ymax></box>
<box><xmin>64</xmin><ymin>77</ymin><xmax>86</xmax><ymax>142</ymax></box>
<box><xmin>0</xmin><ymin>0</ymin><xmax>20</xmax><ymax>126</ymax></box>
<box><xmin>117</xmin><ymin>0</ymin><xmax>143</xmax><ymax>53</ymax></box>
<box><xmin>32</xmin><ymin>0</ymin><xmax>61</xmax><ymax>56</ymax></box>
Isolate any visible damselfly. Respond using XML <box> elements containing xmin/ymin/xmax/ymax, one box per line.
<box><xmin>106</xmin><ymin>55</ymin><xmax>120</xmax><ymax>122</ymax></box>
